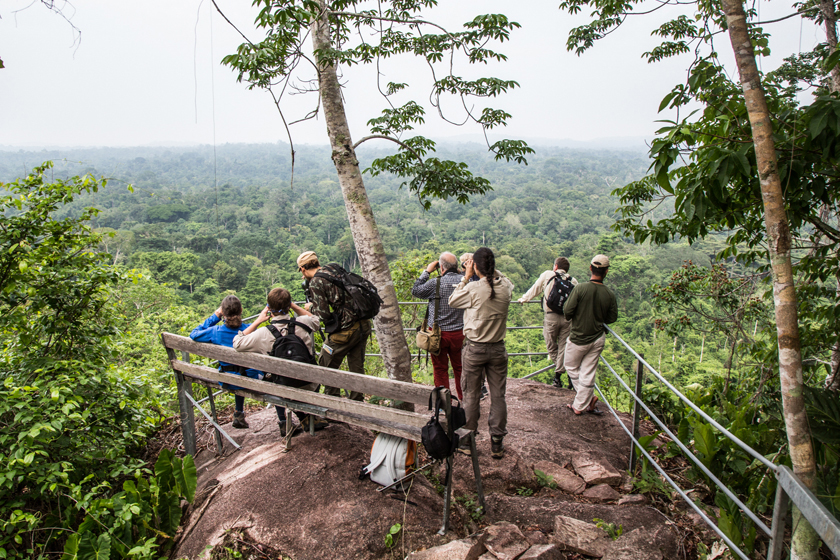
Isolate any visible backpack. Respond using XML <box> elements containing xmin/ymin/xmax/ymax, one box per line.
<box><xmin>421</xmin><ymin>387</ymin><xmax>460</xmax><ymax>460</ymax></box>
<box><xmin>360</xmin><ymin>433</ymin><xmax>416</xmax><ymax>487</ymax></box>
<box><xmin>544</xmin><ymin>271</ymin><xmax>575</xmax><ymax>314</ymax></box>
<box><xmin>314</xmin><ymin>264</ymin><xmax>383</xmax><ymax>325</ymax></box>
<box><xmin>265</xmin><ymin>319</ymin><xmax>316</xmax><ymax>388</ymax></box>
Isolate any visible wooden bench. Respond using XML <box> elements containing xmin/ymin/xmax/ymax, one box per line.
<box><xmin>160</xmin><ymin>332</ymin><xmax>485</xmax><ymax>533</ymax></box>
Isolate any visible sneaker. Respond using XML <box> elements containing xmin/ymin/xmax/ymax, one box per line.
<box><xmin>480</xmin><ymin>384</ymin><xmax>489</xmax><ymax>401</ymax></box>
<box><xmin>278</xmin><ymin>421</ymin><xmax>300</xmax><ymax>437</ymax></box>
<box><xmin>490</xmin><ymin>436</ymin><xmax>504</xmax><ymax>459</ymax></box>
<box><xmin>232</xmin><ymin>411</ymin><xmax>249</xmax><ymax>429</ymax></box>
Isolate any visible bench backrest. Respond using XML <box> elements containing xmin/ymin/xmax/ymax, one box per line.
<box><xmin>161</xmin><ymin>332</ymin><xmax>433</xmax><ymax>408</ymax></box>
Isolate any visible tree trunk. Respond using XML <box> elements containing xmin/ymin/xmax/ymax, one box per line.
<box><xmin>820</xmin><ymin>0</ymin><xmax>840</xmax><ymax>93</ymax></box>
<box><xmin>721</xmin><ymin>1</ymin><xmax>819</xmax><ymax>558</ymax></box>
<box><xmin>311</xmin><ymin>3</ymin><xmax>413</xmax><ymax>394</ymax></box>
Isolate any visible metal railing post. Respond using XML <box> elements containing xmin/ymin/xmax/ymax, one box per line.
<box><xmin>768</xmin><ymin>482</ymin><xmax>790</xmax><ymax>560</ymax></box>
<box><xmin>629</xmin><ymin>354</ymin><xmax>645</xmax><ymax>473</ymax></box>
<box><xmin>163</xmin><ymin>342</ymin><xmax>197</xmax><ymax>457</ymax></box>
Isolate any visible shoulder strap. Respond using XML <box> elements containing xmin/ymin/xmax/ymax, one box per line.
<box><xmin>273</xmin><ymin>318</ymin><xmax>314</xmax><ymax>336</ymax></box>
<box><xmin>266</xmin><ymin>324</ymin><xmax>281</xmax><ymax>339</ymax></box>
<box><xmin>363</xmin><ymin>434</ymin><xmax>391</xmax><ymax>474</ymax></box>
<box><xmin>433</xmin><ymin>277</ymin><xmax>441</xmax><ymax>327</ymax></box>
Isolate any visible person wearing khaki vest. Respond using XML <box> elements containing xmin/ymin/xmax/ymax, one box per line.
<box><xmin>449</xmin><ymin>247</ymin><xmax>514</xmax><ymax>459</ymax></box>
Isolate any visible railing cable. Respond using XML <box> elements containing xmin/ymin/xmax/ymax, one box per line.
<box><xmin>594</xmin><ymin>382</ymin><xmax>752</xmax><ymax>560</ymax></box>
<box><xmin>599</xmin><ymin>354</ymin><xmax>772</xmax><ymax>536</ymax></box>
<box><xmin>605</xmin><ymin>325</ymin><xmax>777</xmax><ymax>472</ymax></box>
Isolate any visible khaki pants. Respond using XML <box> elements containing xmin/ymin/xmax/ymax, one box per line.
<box><xmin>543</xmin><ymin>312</ymin><xmax>572</xmax><ymax>375</ymax></box>
<box><xmin>460</xmin><ymin>340</ymin><xmax>508</xmax><ymax>438</ymax></box>
<box><xmin>318</xmin><ymin>320</ymin><xmax>371</xmax><ymax>401</ymax></box>
<box><xmin>564</xmin><ymin>334</ymin><xmax>606</xmax><ymax>411</ymax></box>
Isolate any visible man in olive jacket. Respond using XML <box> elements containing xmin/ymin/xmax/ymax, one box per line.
<box><xmin>563</xmin><ymin>254</ymin><xmax>618</xmax><ymax>415</ymax></box>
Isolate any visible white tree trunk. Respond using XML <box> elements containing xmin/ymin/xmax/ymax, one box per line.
<box><xmin>311</xmin><ymin>3</ymin><xmax>413</xmax><ymax>394</ymax></box>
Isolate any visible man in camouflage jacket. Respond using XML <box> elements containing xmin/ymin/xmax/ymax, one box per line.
<box><xmin>297</xmin><ymin>251</ymin><xmax>371</xmax><ymax>401</ymax></box>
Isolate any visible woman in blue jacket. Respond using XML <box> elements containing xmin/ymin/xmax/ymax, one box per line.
<box><xmin>190</xmin><ymin>295</ymin><xmax>261</xmax><ymax>429</ymax></box>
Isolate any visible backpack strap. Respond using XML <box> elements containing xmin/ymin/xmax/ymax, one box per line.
<box><xmin>272</xmin><ymin>318</ymin><xmax>314</xmax><ymax>336</ymax></box>
<box><xmin>266</xmin><ymin>324</ymin><xmax>282</xmax><ymax>339</ymax></box>
<box><xmin>432</xmin><ymin>277</ymin><xmax>441</xmax><ymax>328</ymax></box>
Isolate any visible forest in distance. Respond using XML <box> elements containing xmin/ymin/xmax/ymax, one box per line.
<box><xmin>0</xmin><ymin>141</ymin><xmax>837</xmax><ymax>559</ymax></box>
<box><xmin>0</xmin><ymin>142</ymin><xmax>825</xmax><ymax>386</ymax></box>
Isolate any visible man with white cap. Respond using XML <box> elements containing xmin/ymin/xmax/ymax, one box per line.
<box><xmin>562</xmin><ymin>254</ymin><xmax>618</xmax><ymax>416</ymax></box>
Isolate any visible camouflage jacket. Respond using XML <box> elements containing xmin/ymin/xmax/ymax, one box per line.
<box><xmin>309</xmin><ymin>263</ymin><xmax>362</xmax><ymax>333</ymax></box>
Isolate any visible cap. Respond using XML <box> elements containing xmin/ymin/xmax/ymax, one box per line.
<box><xmin>591</xmin><ymin>254</ymin><xmax>610</xmax><ymax>267</ymax></box>
<box><xmin>296</xmin><ymin>251</ymin><xmax>319</xmax><ymax>268</ymax></box>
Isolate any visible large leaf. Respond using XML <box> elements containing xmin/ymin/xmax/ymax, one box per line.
<box><xmin>693</xmin><ymin>423</ymin><xmax>718</xmax><ymax>467</ymax></box>
<box><xmin>155</xmin><ymin>448</ymin><xmax>175</xmax><ymax>493</ymax></box>
<box><xmin>155</xmin><ymin>491</ymin><xmax>182</xmax><ymax>539</ymax></box>
<box><xmin>180</xmin><ymin>455</ymin><xmax>197</xmax><ymax>503</ymax></box>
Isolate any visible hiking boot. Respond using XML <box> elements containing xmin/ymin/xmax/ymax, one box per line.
<box><xmin>490</xmin><ymin>436</ymin><xmax>505</xmax><ymax>459</ymax></box>
<box><xmin>457</xmin><ymin>438</ymin><xmax>472</xmax><ymax>456</ymax></box>
<box><xmin>278</xmin><ymin>421</ymin><xmax>301</xmax><ymax>438</ymax></box>
<box><xmin>552</xmin><ymin>374</ymin><xmax>563</xmax><ymax>388</ymax></box>
<box><xmin>232</xmin><ymin>411</ymin><xmax>249</xmax><ymax>429</ymax></box>
<box><xmin>480</xmin><ymin>383</ymin><xmax>489</xmax><ymax>401</ymax></box>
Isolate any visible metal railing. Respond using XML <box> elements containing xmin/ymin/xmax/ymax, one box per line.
<box><xmin>598</xmin><ymin>324</ymin><xmax>839</xmax><ymax>560</ymax></box>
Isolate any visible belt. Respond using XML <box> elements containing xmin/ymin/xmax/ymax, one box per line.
<box><xmin>465</xmin><ymin>339</ymin><xmax>505</xmax><ymax>346</ymax></box>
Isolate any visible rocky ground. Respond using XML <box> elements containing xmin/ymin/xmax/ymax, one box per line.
<box><xmin>173</xmin><ymin>379</ymin><xmax>702</xmax><ymax>560</ymax></box>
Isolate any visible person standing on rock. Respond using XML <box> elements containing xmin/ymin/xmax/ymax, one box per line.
<box><xmin>411</xmin><ymin>252</ymin><xmax>466</xmax><ymax>400</ymax></box>
<box><xmin>232</xmin><ymin>287</ymin><xmax>328</xmax><ymax>437</ymax></box>
<box><xmin>449</xmin><ymin>247</ymin><xmax>514</xmax><ymax>459</ymax></box>
<box><xmin>563</xmin><ymin>255</ymin><xmax>618</xmax><ymax>416</ymax></box>
<box><xmin>190</xmin><ymin>295</ymin><xmax>261</xmax><ymax>429</ymax></box>
<box><xmin>517</xmin><ymin>257</ymin><xmax>578</xmax><ymax>389</ymax></box>
<box><xmin>297</xmin><ymin>251</ymin><xmax>371</xmax><ymax>401</ymax></box>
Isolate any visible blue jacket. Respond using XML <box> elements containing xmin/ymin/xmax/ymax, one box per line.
<box><xmin>190</xmin><ymin>314</ymin><xmax>262</xmax><ymax>379</ymax></box>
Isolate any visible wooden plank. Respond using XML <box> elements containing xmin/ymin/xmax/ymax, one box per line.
<box><xmin>162</xmin><ymin>332</ymin><xmax>431</xmax><ymax>406</ymax></box>
<box><xmin>173</xmin><ymin>361</ymin><xmax>429</xmax><ymax>429</ymax></box>
<box><xmin>220</xmin><ymin>388</ymin><xmax>422</xmax><ymax>441</ymax></box>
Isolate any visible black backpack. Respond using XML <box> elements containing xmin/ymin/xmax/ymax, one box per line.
<box><xmin>544</xmin><ymin>272</ymin><xmax>575</xmax><ymax>314</ymax></box>
<box><xmin>265</xmin><ymin>319</ymin><xmax>316</xmax><ymax>388</ymax></box>
<box><xmin>421</xmin><ymin>387</ymin><xmax>463</xmax><ymax>460</ymax></box>
<box><xmin>314</xmin><ymin>264</ymin><xmax>383</xmax><ymax>324</ymax></box>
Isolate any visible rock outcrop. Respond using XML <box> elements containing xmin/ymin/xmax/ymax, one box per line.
<box><xmin>174</xmin><ymin>379</ymin><xmax>684</xmax><ymax>559</ymax></box>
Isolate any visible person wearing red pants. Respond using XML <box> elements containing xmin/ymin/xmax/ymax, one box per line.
<box><xmin>411</xmin><ymin>252</ymin><xmax>466</xmax><ymax>399</ymax></box>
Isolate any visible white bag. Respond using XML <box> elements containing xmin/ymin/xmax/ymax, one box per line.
<box><xmin>361</xmin><ymin>433</ymin><xmax>416</xmax><ymax>486</ymax></box>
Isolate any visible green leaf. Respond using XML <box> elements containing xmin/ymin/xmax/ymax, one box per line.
<box><xmin>60</xmin><ymin>533</ymin><xmax>80</xmax><ymax>560</ymax></box>
<box><xmin>180</xmin><ymin>455</ymin><xmax>197</xmax><ymax>503</ymax></box>
<box><xmin>717</xmin><ymin>510</ymin><xmax>742</xmax><ymax>548</ymax></box>
<box><xmin>693</xmin><ymin>423</ymin><xmax>717</xmax><ymax>466</ymax></box>
<box><xmin>154</xmin><ymin>492</ymin><xmax>181</xmax><ymax>538</ymax></box>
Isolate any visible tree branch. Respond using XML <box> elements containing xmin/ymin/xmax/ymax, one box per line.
<box><xmin>352</xmin><ymin>135</ymin><xmax>424</xmax><ymax>163</ymax></box>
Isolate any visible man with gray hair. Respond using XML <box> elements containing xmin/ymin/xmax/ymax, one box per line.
<box><xmin>411</xmin><ymin>252</ymin><xmax>465</xmax><ymax>399</ymax></box>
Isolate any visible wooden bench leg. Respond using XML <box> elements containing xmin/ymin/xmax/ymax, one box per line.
<box><xmin>439</xmin><ymin>455</ymin><xmax>454</xmax><ymax>535</ymax></box>
<box><xmin>206</xmin><ymin>385</ymin><xmax>224</xmax><ymax>455</ymax></box>
<box><xmin>285</xmin><ymin>409</ymin><xmax>294</xmax><ymax>449</ymax></box>
<box><xmin>469</xmin><ymin>433</ymin><xmax>485</xmax><ymax>513</ymax></box>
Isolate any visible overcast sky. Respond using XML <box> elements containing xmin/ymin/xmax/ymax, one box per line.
<box><xmin>0</xmin><ymin>0</ymin><xmax>822</xmax><ymax>149</ymax></box>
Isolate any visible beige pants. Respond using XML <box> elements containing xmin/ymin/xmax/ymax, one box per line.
<box><xmin>543</xmin><ymin>312</ymin><xmax>572</xmax><ymax>374</ymax></box>
<box><xmin>564</xmin><ymin>334</ymin><xmax>606</xmax><ymax>411</ymax></box>
<box><xmin>460</xmin><ymin>340</ymin><xmax>508</xmax><ymax>438</ymax></box>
